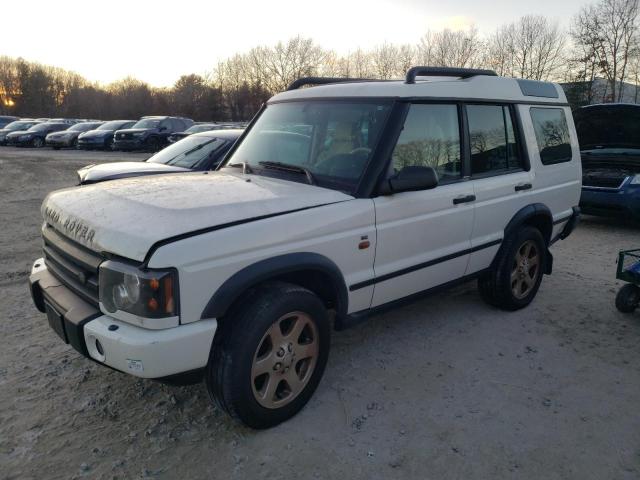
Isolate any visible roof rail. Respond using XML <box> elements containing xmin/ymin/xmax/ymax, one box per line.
<box><xmin>286</xmin><ymin>77</ymin><xmax>377</xmax><ymax>91</ymax></box>
<box><xmin>405</xmin><ymin>66</ymin><xmax>498</xmax><ymax>84</ymax></box>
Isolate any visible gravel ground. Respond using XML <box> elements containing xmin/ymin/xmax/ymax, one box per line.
<box><xmin>1</xmin><ymin>146</ymin><xmax>639</xmax><ymax>480</ymax></box>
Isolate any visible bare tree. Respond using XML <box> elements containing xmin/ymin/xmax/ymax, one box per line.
<box><xmin>572</xmin><ymin>0</ymin><xmax>639</xmax><ymax>102</ymax></box>
<box><xmin>417</xmin><ymin>27</ymin><xmax>484</xmax><ymax>68</ymax></box>
<box><xmin>488</xmin><ymin>15</ymin><xmax>566</xmax><ymax>80</ymax></box>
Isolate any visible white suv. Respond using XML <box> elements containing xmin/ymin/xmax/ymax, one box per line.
<box><xmin>29</xmin><ymin>67</ymin><xmax>581</xmax><ymax>428</ymax></box>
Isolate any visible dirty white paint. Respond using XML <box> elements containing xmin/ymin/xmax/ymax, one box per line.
<box><xmin>41</xmin><ymin>171</ymin><xmax>352</xmax><ymax>261</ymax></box>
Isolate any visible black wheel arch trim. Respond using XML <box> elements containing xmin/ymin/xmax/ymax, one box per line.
<box><xmin>501</xmin><ymin>203</ymin><xmax>555</xmax><ymax>274</ymax></box>
<box><xmin>200</xmin><ymin>252</ymin><xmax>349</xmax><ymax>321</ymax></box>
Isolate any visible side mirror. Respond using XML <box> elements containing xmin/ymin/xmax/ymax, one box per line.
<box><xmin>379</xmin><ymin>165</ymin><xmax>439</xmax><ymax>195</ymax></box>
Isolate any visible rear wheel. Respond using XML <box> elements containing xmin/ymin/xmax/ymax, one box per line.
<box><xmin>616</xmin><ymin>284</ymin><xmax>640</xmax><ymax>313</ymax></box>
<box><xmin>205</xmin><ymin>281</ymin><xmax>330</xmax><ymax>429</ymax></box>
<box><xmin>478</xmin><ymin>226</ymin><xmax>546</xmax><ymax>310</ymax></box>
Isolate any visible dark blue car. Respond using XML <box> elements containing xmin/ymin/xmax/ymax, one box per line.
<box><xmin>576</xmin><ymin>104</ymin><xmax>640</xmax><ymax>220</ymax></box>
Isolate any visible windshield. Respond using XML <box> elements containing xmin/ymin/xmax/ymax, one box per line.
<box><xmin>29</xmin><ymin>123</ymin><xmax>64</xmax><ymax>132</ymax></box>
<box><xmin>4</xmin><ymin>121</ymin><xmax>36</xmax><ymax>131</ymax></box>
<box><xmin>147</xmin><ymin>136</ymin><xmax>227</xmax><ymax>169</ymax></box>
<box><xmin>185</xmin><ymin>124</ymin><xmax>216</xmax><ymax>134</ymax></box>
<box><xmin>223</xmin><ymin>101</ymin><xmax>391</xmax><ymax>192</ymax></box>
<box><xmin>132</xmin><ymin>118</ymin><xmax>161</xmax><ymax>129</ymax></box>
<box><xmin>99</xmin><ymin>121</ymin><xmax>131</xmax><ymax>130</ymax></box>
<box><xmin>69</xmin><ymin>122</ymin><xmax>102</xmax><ymax>132</ymax></box>
<box><xmin>576</xmin><ymin>107</ymin><xmax>640</xmax><ymax>152</ymax></box>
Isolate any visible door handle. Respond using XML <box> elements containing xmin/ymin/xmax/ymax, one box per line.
<box><xmin>514</xmin><ymin>183</ymin><xmax>532</xmax><ymax>192</ymax></box>
<box><xmin>453</xmin><ymin>194</ymin><xmax>476</xmax><ymax>205</ymax></box>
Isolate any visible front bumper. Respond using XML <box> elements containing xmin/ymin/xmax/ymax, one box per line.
<box><xmin>46</xmin><ymin>137</ymin><xmax>74</xmax><ymax>148</ymax></box>
<box><xmin>6</xmin><ymin>136</ymin><xmax>32</xmax><ymax>146</ymax></box>
<box><xmin>29</xmin><ymin>259</ymin><xmax>217</xmax><ymax>379</ymax></box>
<box><xmin>580</xmin><ymin>185</ymin><xmax>640</xmax><ymax>219</ymax></box>
<box><xmin>78</xmin><ymin>137</ymin><xmax>108</xmax><ymax>149</ymax></box>
<box><xmin>113</xmin><ymin>138</ymin><xmax>145</xmax><ymax>150</ymax></box>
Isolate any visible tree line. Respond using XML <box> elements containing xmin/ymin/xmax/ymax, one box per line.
<box><xmin>1</xmin><ymin>0</ymin><xmax>638</xmax><ymax>121</ymax></box>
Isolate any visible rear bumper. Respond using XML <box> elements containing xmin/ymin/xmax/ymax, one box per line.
<box><xmin>29</xmin><ymin>259</ymin><xmax>217</xmax><ymax>379</ymax></box>
<box><xmin>580</xmin><ymin>185</ymin><xmax>640</xmax><ymax>219</ymax></box>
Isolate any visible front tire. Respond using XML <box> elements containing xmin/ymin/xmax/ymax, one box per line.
<box><xmin>205</xmin><ymin>281</ymin><xmax>330</xmax><ymax>429</ymax></box>
<box><xmin>616</xmin><ymin>284</ymin><xmax>640</xmax><ymax>313</ymax></box>
<box><xmin>478</xmin><ymin>226</ymin><xmax>546</xmax><ymax>311</ymax></box>
<box><xmin>32</xmin><ymin>137</ymin><xmax>44</xmax><ymax>148</ymax></box>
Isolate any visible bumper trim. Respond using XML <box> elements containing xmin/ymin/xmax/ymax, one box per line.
<box><xmin>29</xmin><ymin>263</ymin><xmax>101</xmax><ymax>356</ymax></box>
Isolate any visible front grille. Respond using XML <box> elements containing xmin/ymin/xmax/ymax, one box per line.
<box><xmin>42</xmin><ymin>224</ymin><xmax>103</xmax><ymax>306</ymax></box>
<box><xmin>582</xmin><ymin>175</ymin><xmax>626</xmax><ymax>189</ymax></box>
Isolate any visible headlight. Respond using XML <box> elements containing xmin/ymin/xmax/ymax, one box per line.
<box><xmin>99</xmin><ymin>261</ymin><xmax>178</xmax><ymax>319</ymax></box>
<box><xmin>132</xmin><ymin>132</ymin><xmax>145</xmax><ymax>137</ymax></box>
<box><xmin>19</xmin><ymin>134</ymin><xmax>31</xmax><ymax>140</ymax></box>
<box><xmin>631</xmin><ymin>174</ymin><xmax>640</xmax><ymax>185</ymax></box>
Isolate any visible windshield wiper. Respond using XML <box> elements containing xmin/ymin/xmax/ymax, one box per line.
<box><xmin>258</xmin><ymin>161</ymin><xmax>316</xmax><ymax>185</ymax></box>
<box><xmin>227</xmin><ymin>161</ymin><xmax>253</xmax><ymax>174</ymax></box>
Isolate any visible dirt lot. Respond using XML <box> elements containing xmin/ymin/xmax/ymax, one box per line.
<box><xmin>1</xmin><ymin>146</ymin><xmax>639</xmax><ymax>480</ymax></box>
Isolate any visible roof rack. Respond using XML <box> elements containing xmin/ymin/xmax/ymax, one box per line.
<box><xmin>286</xmin><ymin>77</ymin><xmax>377</xmax><ymax>91</ymax></box>
<box><xmin>405</xmin><ymin>66</ymin><xmax>498</xmax><ymax>84</ymax></box>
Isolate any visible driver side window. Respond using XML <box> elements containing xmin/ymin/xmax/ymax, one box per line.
<box><xmin>391</xmin><ymin>104</ymin><xmax>462</xmax><ymax>184</ymax></box>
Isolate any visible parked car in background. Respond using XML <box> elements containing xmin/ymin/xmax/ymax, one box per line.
<box><xmin>77</xmin><ymin>120</ymin><xmax>136</xmax><ymax>150</ymax></box>
<box><xmin>77</xmin><ymin>129</ymin><xmax>243</xmax><ymax>184</ymax></box>
<box><xmin>0</xmin><ymin>119</ymin><xmax>42</xmax><ymax>145</ymax></box>
<box><xmin>575</xmin><ymin>103</ymin><xmax>640</xmax><ymax>221</ymax></box>
<box><xmin>168</xmin><ymin>123</ymin><xmax>219</xmax><ymax>143</ymax></box>
<box><xmin>47</xmin><ymin>118</ymin><xmax>80</xmax><ymax>125</ymax></box>
<box><xmin>113</xmin><ymin>116</ymin><xmax>194</xmax><ymax>151</ymax></box>
<box><xmin>0</xmin><ymin>116</ymin><xmax>19</xmax><ymax>129</ymax></box>
<box><xmin>5</xmin><ymin>122</ymin><xmax>70</xmax><ymax>147</ymax></box>
<box><xmin>45</xmin><ymin>121</ymin><xmax>104</xmax><ymax>149</ymax></box>
<box><xmin>167</xmin><ymin>122</ymin><xmax>248</xmax><ymax>143</ymax></box>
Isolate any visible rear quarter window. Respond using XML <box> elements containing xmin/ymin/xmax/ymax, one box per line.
<box><xmin>530</xmin><ymin>108</ymin><xmax>572</xmax><ymax>165</ymax></box>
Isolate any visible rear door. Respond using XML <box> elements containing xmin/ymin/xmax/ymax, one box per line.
<box><xmin>465</xmin><ymin>104</ymin><xmax>534</xmax><ymax>275</ymax></box>
<box><xmin>370</xmin><ymin>103</ymin><xmax>475</xmax><ymax>307</ymax></box>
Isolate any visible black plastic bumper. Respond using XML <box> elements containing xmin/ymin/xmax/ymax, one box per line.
<box><xmin>29</xmin><ymin>267</ymin><xmax>100</xmax><ymax>357</ymax></box>
<box><xmin>560</xmin><ymin>206</ymin><xmax>581</xmax><ymax>240</ymax></box>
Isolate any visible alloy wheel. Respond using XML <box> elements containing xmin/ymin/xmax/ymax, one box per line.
<box><xmin>251</xmin><ymin>311</ymin><xmax>319</xmax><ymax>409</ymax></box>
<box><xmin>511</xmin><ymin>240</ymin><xmax>540</xmax><ymax>299</ymax></box>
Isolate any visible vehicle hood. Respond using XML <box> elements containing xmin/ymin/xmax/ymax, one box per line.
<box><xmin>47</xmin><ymin>131</ymin><xmax>78</xmax><ymax>138</ymax></box>
<box><xmin>41</xmin><ymin>172</ymin><xmax>353</xmax><ymax>261</ymax></box>
<box><xmin>7</xmin><ymin>130</ymin><xmax>31</xmax><ymax>138</ymax></box>
<box><xmin>79</xmin><ymin>129</ymin><xmax>112</xmax><ymax>138</ymax></box>
<box><xmin>77</xmin><ymin>161</ymin><xmax>189</xmax><ymax>184</ymax></box>
<box><xmin>116</xmin><ymin>128</ymin><xmax>152</xmax><ymax>135</ymax></box>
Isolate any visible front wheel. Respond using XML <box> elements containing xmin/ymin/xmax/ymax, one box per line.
<box><xmin>146</xmin><ymin>137</ymin><xmax>160</xmax><ymax>152</ymax></box>
<box><xmin>32</xmin><ymin>137</ymin><xmax>44</xmax><ymax>148</ymax></box>
<box><xmin>478</xmin><ymin>226</ymin><xmax>546</xmax><ymax>311</ymax></box>
<box><xmin>205</xmin><ymin>281</ymin><xmax>330</xmax><ymax>429</ymax></box>
<box><xmin>616</xmin><ymin>284</ymin><xmax>640</xmax><ymax>313</ymax></box>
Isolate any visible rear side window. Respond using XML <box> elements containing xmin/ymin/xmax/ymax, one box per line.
<box><xmin>467</xmin><ymin>105</ymin><xmax>522</xmax><ymax>175</ymax></box>
<box><xmin>530</xmin><ymin>108</ymin><xmax>572</xmax><ymax>165</ymax></box>
<box><xmin>391</xmin><ymin>104</ymin><xmax>461</xmax><ymax>183</ymax></box>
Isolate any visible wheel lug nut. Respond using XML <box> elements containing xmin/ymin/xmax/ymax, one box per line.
<box><xmin>288</xmin><ymin>343</ymin><xmax>293</xmax><ymax>352</ymax></box>
<box><xmin>273</xmin><ymin>362</ymin><xmax>282</xmax><ymax>371</ymax></box>
<box><xmin>277</xmin><ymin>348</ymin><xmax>285</xmax><ymax>357</ymax></box>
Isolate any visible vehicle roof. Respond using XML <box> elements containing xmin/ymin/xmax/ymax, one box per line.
<box><xmin>270</xmin><ymin>76</ymin><xmax>567</xmax><ymax>104</ymax></box>
<box><xmin>192</xmin><ymin>129</ymin><xmax>243</xmax><ymax>139</ymax></box>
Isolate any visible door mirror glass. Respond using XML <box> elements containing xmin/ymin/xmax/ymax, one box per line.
<box><xmin>380</xmin><ymin>165</ymin><xmax>439</xmax><ymax>194</ymax></box>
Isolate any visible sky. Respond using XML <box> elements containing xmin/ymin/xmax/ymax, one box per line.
<box><xmin>3</xmin><ymin>0</ymin><xmax>588</xmax><ymax>87</ymax></box>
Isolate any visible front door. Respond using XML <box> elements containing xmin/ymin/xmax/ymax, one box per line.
<box><xmin>370</xmin><ymin>103</ymin><xmax>475</xmax><ymax>307</ymax></box>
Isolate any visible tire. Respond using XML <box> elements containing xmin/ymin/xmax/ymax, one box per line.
<box><xmin>205</xmin><ymin>281</ymin><xmax>330</xmax><ymax>429</ymax></box>
<box><xmin>478</xmin><ymin>226</ymin><xmax>546</xmax><ymax>311</ymax></box>
<box><xmin>105</xmin><ymin>138</ymin><xmax>115</xmax><ymax>151</ymax></box>
<box><xmin>615</xmin><ymin>284</ymin><xmax>640</xmax><ymax>313</ymax></box>
<box><xmin>71</xmin><ymin>138</ymin><xmax>78</xmax><ymax>149</ymax></box>
<box><xmin>146</xmin><ymin>137</ymin><xmax>160</xmax><ymax>152</ymax></box>
<box><xmin>32</xmin><ymin>137</ymin><xmax>44</xmax><ymax>148</ymax></box>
